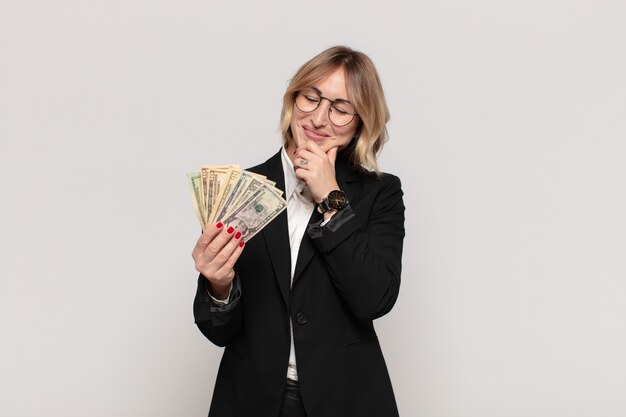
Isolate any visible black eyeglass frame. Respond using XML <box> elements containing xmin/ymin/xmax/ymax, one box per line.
<box><xmin>294</xmin><ymin>88</ymin><xmax>359</xmax><ymax>127</ymax></box>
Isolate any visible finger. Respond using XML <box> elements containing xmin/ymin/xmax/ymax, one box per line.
<box><xmin>304</xmin><ymin>140</ymin><xmax>326</xmax><ymax>156</ymax></box>
<box><xmin>326</xmin><ymin>146</ymin><xmax>338</xmax><ymax>166</ymax></box>
<box><xmin>293</xmin><ymin>127</ymin><xmax>306</xmax><ymax>148</ymax></box>
<box><xmin>215</xmin><ymin>239</ymin><xmax>245</xmax><ymax>276</ymax></box>
<box><xmin>192</xmin><ymin>221</ymin><xmax>225</xmax><ymax>259</ymax></box>
<box><xmin>208</xmin><ymin>229</ymin><xmax>244</xmax><ymax>271</ymax></box>
<box><xmin>295</xmin><ymin>148</ymin><xmax>317</xmax><ymax>163</ymax></box>
<box><xmin>320</xmin><ymin>139</ymin><xmax>340</xmax><ymax>155</ymax></box>
<box><xmin>294</xmin><ymin>158</ymin><xmax>310</xmax><ymax>171</ymax></box>
<box><xmin>203</xmin><ymin>224</ymin><xmax>238</xmax><ymax>261</ymax></box>
<box><xmin>294</xmin><ymin>167</ymin><xmax>309</xmax><ymax>182</ymax></box>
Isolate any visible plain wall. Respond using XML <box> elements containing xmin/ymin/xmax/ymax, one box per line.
<box><xmin>1</xmin><ymin>1</ymin><xmax>625</xmax><ymax>416</ymax></box>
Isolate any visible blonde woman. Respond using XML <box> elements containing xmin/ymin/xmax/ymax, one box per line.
<box><xmin>192</xmin><ymin>46</ymin><xmax>405</xmax><ymax>417</ymax></box>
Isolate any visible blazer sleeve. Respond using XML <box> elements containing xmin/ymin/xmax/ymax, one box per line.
<box><xmin>307</xmin><ymin>174</ymin><xmax>405</xmax><ymax>321</ymax></box>
<box><xmin>193</xmin><ymin>273</ymin><xmax>242</xmax><ymax>347</ymax></box>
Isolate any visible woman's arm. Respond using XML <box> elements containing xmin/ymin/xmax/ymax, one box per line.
<box><xmin>193</xmin><ymin>274</ymin><xmax>242</xmax><ymax>347</ymax></box>
<box><xmin>308</xmin><ymin>174</ymin><xmax>405</xmax><ymax>321</ymax></box>
<box><xmin>191</xmin><ymin>222</ymin><xmax>246</xmax><ymax>346</ymax></box>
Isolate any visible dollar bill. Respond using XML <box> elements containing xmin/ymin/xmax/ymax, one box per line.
<box><xmin>210</xmin><ymin>168</ymin><xmax>242</xmax><ymax>225</ymax></box>
<box><xmin>215</xmin><ymin>171</ymin><xmax>266</xmax><ymax>221</ymax></box>
<box><xmin>203</xmin><ymin>165</ymin><xmax>238</xmax><ymax>225</ymax></box>
<box><xmin>220</xmin><ymin>184</ymin><xmax>287</xmax><ymax>241</ymax></box>
<box><xmin>186</xmin><ymin>172</ymin><xmax>205</xmax><ymax>228</ymax></box>
<box><xmin>200</xmin><ymin>167</ymin><xmax>210</xmax><ymax>222</ymax></box>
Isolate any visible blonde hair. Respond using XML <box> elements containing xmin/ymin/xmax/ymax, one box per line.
<box><xmin>280</xmin><ymin>46</ymin><xmax>390</xmax><ymax>174</ymax></box>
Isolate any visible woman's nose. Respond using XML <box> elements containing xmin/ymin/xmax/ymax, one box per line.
<box><xmin>310</xmin><ymin>101</ymin><xmax>330</xmax><ymax>127</ymax></box>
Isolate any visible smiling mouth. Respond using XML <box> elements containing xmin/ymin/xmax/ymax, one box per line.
<box><xmin>302</xmin><ymin>125</ymin><xmax>328</xmax><ymax>141</ymax></box>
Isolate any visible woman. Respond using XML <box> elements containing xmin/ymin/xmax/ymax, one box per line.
<box><xmin>192</xmin><ymin>46</ymin><xmax>405</xmax><ymax>417</ymax></box>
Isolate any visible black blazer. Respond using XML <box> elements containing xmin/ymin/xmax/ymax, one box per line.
<box><xmin>194</xmin><ymin>148</ymin><xmax>405</xmax><ymax>417</ymax></box>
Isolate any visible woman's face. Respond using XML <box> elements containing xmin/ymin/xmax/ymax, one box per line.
<box><xmin>289</xmin><ymin>67</ymin><xmax>359</xmax><ymax>152</ymax></box>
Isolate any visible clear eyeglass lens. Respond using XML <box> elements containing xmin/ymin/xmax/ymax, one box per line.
<box><xmin>295</xmin><ymin>89</ymin><xmax>356</xmax><ymax>126</ymax></box>
<box><xmin>329</xmin><ymin>103</ymin><xmax>355</xmax><ymax>126</ymax></box>
<box><xmin>295</xmin><ymin>90</ymin><xmax>321</xmax><ymax>112</ymax></box>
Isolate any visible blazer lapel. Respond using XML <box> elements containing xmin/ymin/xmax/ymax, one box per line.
<box><xmin>258</xmin><ymin>151</ymin><xmax>291</xmax><ymax>308</ymax></box>
<box><xmin>292</xmin><ymin>209</ymin><xmax>322</xmax><ymax>285</ymax></box>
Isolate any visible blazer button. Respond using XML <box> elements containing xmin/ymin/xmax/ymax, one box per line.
<box><xmin>296</xmin><ymin>312</ymin><xmax>308</xmax><ymax>325</ymax></box>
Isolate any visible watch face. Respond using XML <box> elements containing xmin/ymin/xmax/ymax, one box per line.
<box><xmin>327</xmin><ymin>190</ymin><xmax>348</xmax><ymax>210</ymax></box>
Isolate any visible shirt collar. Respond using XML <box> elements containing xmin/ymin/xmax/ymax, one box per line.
<box><xmin>280</xmin><ymin>146</ymin><xmax>305</xmax><ymax>201</ymax></box>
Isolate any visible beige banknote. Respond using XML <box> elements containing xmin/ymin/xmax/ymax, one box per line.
<box><xmin>203</xmin><ymin>165</ymin><xmax>239</xmax><ymax>225</ymax></box>
<box><xmin>210</xmin><ymin>168</ymin><xmax>242</xmax><ymax>225</ymax></box>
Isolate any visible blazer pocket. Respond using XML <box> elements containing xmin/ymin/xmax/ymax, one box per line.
<box><xmin>344</xmin><ymin>335</ymin><xmax>378</xmax><ymax>349</ymax></box>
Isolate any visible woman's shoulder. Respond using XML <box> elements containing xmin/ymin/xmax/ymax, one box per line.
<box><xmin>353</xmin><ymin>165</ymin><xmax>402</xmax><ymax>189</ymax></box>
<box><xmin>345</xmin><ymin>167</ymin><xmax>404</xmax><ymax>211</ymax></box>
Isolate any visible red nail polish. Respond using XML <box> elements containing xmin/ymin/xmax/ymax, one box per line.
<box><xmin>293</xmin><ymin>149</ymin><xmax>297</xmax><ymax>155</ymax></box>
<box><xmin>216</xmin><ymin>222</ymin><xmax>223</xmax><ymax>229</ymax></box>
<box><xmin>227</xmin><ymin>226</ymin><xmax>234</xmax><ymax>234</ymax></box>
<box><xmin>239</xmin><ymin>240</ymin><xmax>245</xmax><ymax>248</ymax></box>
<box><xmin>235</xmin><ymin>231</ymin><xmax>242</xmax><ymax>239</ymax></box>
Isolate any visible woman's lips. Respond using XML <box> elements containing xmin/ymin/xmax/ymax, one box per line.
<box><xmin>302</xmin><ymin>125</ymin><xmax>329</xmax><ymax>142</ymax></box>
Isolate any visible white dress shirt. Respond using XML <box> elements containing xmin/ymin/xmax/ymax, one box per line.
<box><xmin>281</xmin><ymin>147</ymin><xmax>316</xmax><ymax>381</ymax></box>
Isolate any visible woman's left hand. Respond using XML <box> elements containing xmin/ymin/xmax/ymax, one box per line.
<box><xmin>293</xmin><ymin>141</ymin><xmax>340</xmax><ymax>203</ymax></box>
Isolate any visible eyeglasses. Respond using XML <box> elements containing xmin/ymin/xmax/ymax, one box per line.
<box><xmin>294</xmin><ymin>88</ymin><xmax>358</xmax><ymax>127</ymax></box>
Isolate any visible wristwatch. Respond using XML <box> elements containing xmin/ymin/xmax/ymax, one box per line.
<box><xmin>317</xmin><ymin>190</ymin><xmax>349</xmax><ymax>214</ymax></box>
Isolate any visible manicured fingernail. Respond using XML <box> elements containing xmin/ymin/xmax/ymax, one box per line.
<box><xmin>227</xmin><ymin>226</ymin><xmax>234</xmax><ymax>234</ymax></box>
<box><xmin>235</xmin><ymin>231</ymin><xmax>242</xmax><ymax>239</ymax></box>
<box><xmin>216</xmin><ymin>222</ymin><xmax>223</xmax><ymax>229</ymax></box>
<box><xmin>293</xmin><ymin>149</ymin><xmax>297</xmax><ymax>155</ymax></box>
<box><xmin>239</xmin><ymin>240</ymin><xmax>245</xmax><ymax>248</ymax></box>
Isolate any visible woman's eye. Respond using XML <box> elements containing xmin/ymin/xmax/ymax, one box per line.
<box><xmin>305</xmin><ymin>95</ymin><xmax>320</xmax><ymax>103</ymax></box>
<box><xmin>332</xmin><ymin>105</ymin><xmax>349</xmax><ymax>115</ymax></box>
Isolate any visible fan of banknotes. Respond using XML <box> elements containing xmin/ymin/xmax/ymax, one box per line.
<box><xmin>186</xmin><ymin>166</ymin><xmax>287</xmax><ymax>241</ymax></box>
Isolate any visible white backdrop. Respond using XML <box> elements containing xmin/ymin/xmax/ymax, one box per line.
<box><xmin>1</xmin><ymin>1</ymin><xmax>625</xmax><ymax>416</ymax></box>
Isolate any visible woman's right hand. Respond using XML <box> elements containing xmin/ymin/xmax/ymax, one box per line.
<box><xmin>192</xmin><ymin>222</ymin><xmax>245</xmax><ymax>299</ymax></box>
